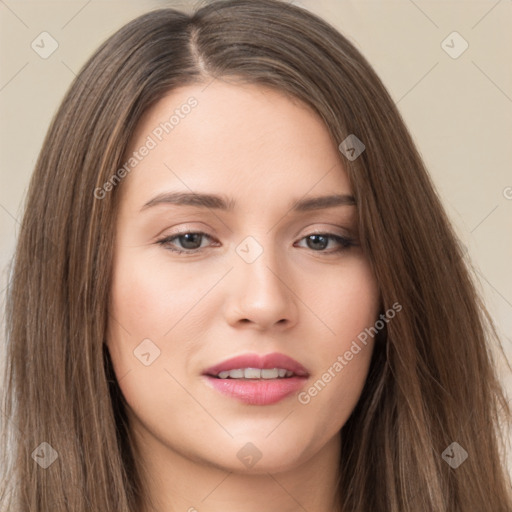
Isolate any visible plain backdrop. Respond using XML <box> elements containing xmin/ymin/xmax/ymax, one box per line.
<box><xmin>1</xmin><ymin>0</ymin><xmax>511</xmax><ymax>477</ymax></box>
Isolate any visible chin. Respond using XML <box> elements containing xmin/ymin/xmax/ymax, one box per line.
<box><xmin>214</xmin><ymin>436</ymin><xmax>314</xmax><ymax>475</ymax></box>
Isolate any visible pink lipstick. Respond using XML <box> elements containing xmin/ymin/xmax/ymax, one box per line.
<box><xmin>202</xmin><ymin>352</ymin><xmax>309</xmax><ymax>405</ymax></box>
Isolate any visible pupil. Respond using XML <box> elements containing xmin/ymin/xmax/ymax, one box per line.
<box><xmin>180</xmin><ymin>233</ymin><xmax>201</xmax><ymax>249</ymax></box>
<box><xmin>308</xmin><ymin>234</ymin><xmax>327</xmax><ymax>250</ymax></box>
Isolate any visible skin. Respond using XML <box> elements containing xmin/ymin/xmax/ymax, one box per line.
<box><xmin>106</xmin><ymin>79</ymin><xmax>381</xmax><ymax>512</ymax></box>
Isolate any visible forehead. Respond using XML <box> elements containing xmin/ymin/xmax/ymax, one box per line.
<box><xmin>120</xmin><ymin>81</ymin><xmax>352</xmax><ymax>211</ymax></box>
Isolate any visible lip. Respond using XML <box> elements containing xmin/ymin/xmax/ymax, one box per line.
<box><xmin>202</xmin><ymin>352</ymin><xmax>309</xmax><ymax>406</ymax></box>
<box><xmin>202</xmin><ymin>352</ymin><xmax>309</xmax><ymax>378</ymax></box>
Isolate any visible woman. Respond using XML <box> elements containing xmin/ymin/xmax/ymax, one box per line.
<box><xmin>1</xmin><ymin>0</ymin><xmax>511</xmax><ymax>510</ymax></box>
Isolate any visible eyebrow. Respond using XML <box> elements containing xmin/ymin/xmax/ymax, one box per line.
<box><xmin>140</xmin><ymin>191</ymin><xmax>356</xmax><ymax>213</ymax></box>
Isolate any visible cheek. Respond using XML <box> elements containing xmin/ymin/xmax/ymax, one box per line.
<box><xmin>106</xmin><ymin>247</ymin><xmax>224</xmax><ymax>392</ymax></box>
<box><xmin>296</xmin><ymin>259</ymin><xmax>380</xmax><ymax>426</ymax></box>
<box><xmin>105</xmin><ymin>253</ymin><xmax>211</xmax><ymax>434</ymax></box>
<box><xmin>309</xmin><ymin>257</ymin><xmax>381</xmax><ymax>343</ymax></box>
<box><xmin>106</xmin><ymin>251</ymin><xmax>173</xmax><ymax>380</ymax></box>
<box><xmin>108</xmin><ymin>250</ymin><xmax>209</xmax><ymax>341</ymax></box>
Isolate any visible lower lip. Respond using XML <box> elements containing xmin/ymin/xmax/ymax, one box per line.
<box><xmin>203</xmin><ymin>376</ymin><xmax>308</xmax><ymax>405</ymax></box>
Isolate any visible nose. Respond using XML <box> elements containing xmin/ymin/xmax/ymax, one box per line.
<box><xmin>223</xmin><ymin>240</ymin><xmax>299</xmax><ymax>330</ymax></box>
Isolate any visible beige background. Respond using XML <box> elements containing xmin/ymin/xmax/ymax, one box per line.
<box><xmin>1</xmin><ymin>0</ymin><xmax>511</xmax><ymax>475</ymax></box>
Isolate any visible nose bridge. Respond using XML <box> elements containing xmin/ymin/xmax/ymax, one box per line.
<box><xmin>236</xmin><ymin>233</ymin><xmax>287</xmax><ymax>294</ymax></box>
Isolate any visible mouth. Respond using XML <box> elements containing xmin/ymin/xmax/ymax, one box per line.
<box><xmin>202</xmin><ymin>352</ymin><xmax>309</xmax><ymax>405</ymax></box>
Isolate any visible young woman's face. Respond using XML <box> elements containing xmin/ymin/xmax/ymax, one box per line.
<box><xmin>107</xmin><ymin>80</ymin><xmax>380</xmax><ymax>474</ymax></box>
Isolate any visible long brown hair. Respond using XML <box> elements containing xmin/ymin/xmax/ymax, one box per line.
<box><xmin>1</xmin><ymin>0</ymin><xmax>511</xmax><ymax>510</ymax></box>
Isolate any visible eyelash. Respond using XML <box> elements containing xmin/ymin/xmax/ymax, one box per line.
<box><xmin>155</xmin><ymin>230</ymin><xmax>356</xmax><ymax>255</ymax></box>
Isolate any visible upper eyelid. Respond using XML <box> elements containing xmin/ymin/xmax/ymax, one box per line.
<box><xmin>158</xmin><ymin>227</ymin><xmax>353</xmax><ymax>241</ymax></box>
<box><xmin>159</xmin><ymin>220</ymin><xmax>356</xmax><ymax>236</ymax></box>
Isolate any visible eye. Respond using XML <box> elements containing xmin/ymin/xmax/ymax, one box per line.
<box><xmin>156</xmin><ymin>231</ymin><xmax>216</xmax><ymax>254</ymax></box>
<box><xmin>156</xmin><ymin>231</ymin><xmax>356</xmax><ymax>255</ymax></box>
<box><xmin>294</xmin><ymin>233</ymin><xmax>356</xmax><ymax>254</ymax></box>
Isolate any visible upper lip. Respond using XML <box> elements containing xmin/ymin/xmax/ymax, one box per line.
<box><xmin>203</xmin><ymin>352</ymin><xmax>309</xmax><ymax>377</ymax></box>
